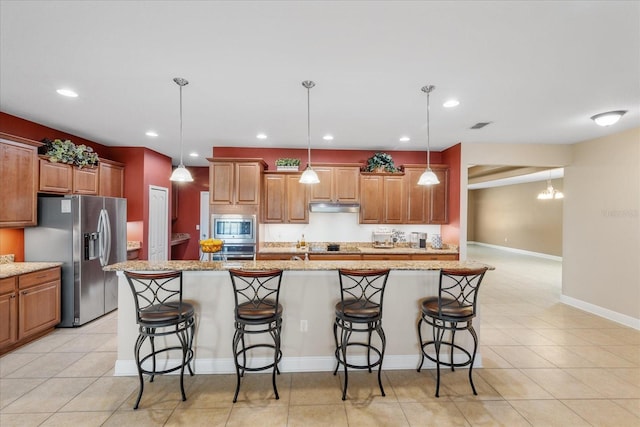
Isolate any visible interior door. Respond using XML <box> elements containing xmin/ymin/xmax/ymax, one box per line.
<box><xmin>148</xmin><ymin>186</ymin><xmax>169</xmax><ymax>261</ymax></box>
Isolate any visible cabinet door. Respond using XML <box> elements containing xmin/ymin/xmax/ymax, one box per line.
<box><xmin>72</xmin><ymin>167</ymin><xmax>98</xmax><ymax>194</ymax></box>
<box><xmin>405</xmin><ymin>168</ymin><xmax>428</xmax><ymax>224</ymax></box>
<box><xmin>18</xmin><ymin>280</ymin><xmax>61</xmax><ymax>339</ymax></box>
<box><xmin>99</xmin><ymin>162</ymin><xmax>124</xmax><ymax>197</ymax></box>
<box><xmin>359</xmin><ymin>175</ymin><xmax>383</xmax><ymax>223</ymax></box>
<box><xmin>0</xmin><ymin>292</ymin><xmax>18</xmax><ymax>349</ymax></box>
<box><xmin>334</xmin><ymin>167</ymin><xmax>360</xmax><ymax>202</ymax></box>
<box><xmin>286</xmin><ymin>174</ymin><xmax>308</xmax><ymax>223</ymax></box>
<box><xmin>235</xmin><ymin>163</ymin><xmax>261</xmax><ymax>204</ymax></box>
<box><xmin>210</xmin><ymin>162</ymin><xmax>234</xmax><ymax>204</ymax></box>
<box><xmin>0</xmin><ymin>139</ymin><xmax>38</xmax><ymax>227</ymax></box>
<box><xmin>383</xmin><ymin>175</ymin><xmax>405</xmax><ymax>223</ymax></box>
<box><xmin>39</xmin><ymin>158</ymin><xmax>72</xmax><ymax>193</ymax></box>
<box><xmin>310</xmin><ymin>167</ymin><xmax>333</xmax><ymax>202</ymax></box>
<box><xmin>429</xmin><ymin>167</ymin><xmax>449</xmax><ymax>224</ymax></box>
<box><xmin>263</xmin><ymin>174</ymin><xmax>286</xmax><ymax>223</ymax></box>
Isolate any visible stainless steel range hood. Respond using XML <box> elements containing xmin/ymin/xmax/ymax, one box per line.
<box><xmin>309</xmin><ymin>202</ymin><xmax>360</xmax><ymax>213</ymax></box>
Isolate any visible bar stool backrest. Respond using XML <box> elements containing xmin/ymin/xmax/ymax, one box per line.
<box><xmin>437</xmin><ymin>268</ymin><xmax>488</xmax><ymax>320</ymax></box>
<box><xmin>124</xmin><ymin>271</ymin><xmax>186</xmax><ymax>326</ymax></box>
<box><xmin>338</xmin><ymin>268</ymin><xmax>391</xmax><ymax>313</ymax></box>
<box><xmin>228</xmin><ymin>269</ymin><xmax>284</xmax><ymax>318</ymax></box>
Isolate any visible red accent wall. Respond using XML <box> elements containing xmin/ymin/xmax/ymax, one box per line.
<box><xmin>0</xmin><ymin>229</ymin><xmax>25</xmax><ymax>262</ymax></box>
<box><xmin>171</xmin><ymin>167</ymin><xmax>209</xmax><ymax>260</ymax></box>
<box><xmin>440</xmin><ymin>143</ymin><xmax>461</xmax><ymax>246</ymax></box>
<box><xmin>212</xmin><ymin>147</ymin><xmax>442</xmax><ymax>170</ymax></box>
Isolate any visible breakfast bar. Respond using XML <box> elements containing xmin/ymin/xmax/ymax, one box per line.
<box><xmin>104</xmin><ymin>259</ymin><xmax>492</xmax><ymax>376</ymax></box>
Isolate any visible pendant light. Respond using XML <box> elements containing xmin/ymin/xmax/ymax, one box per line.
<box><xmin>299</xmin><ymin>80</ymin><xmax>320</xmax><ymax>184</ymax></box>
<box><xmin>169</xmin><ymin>77</ymin><xmax>194</xmax><ymax>182</ymax></box>
<box><xmin>417</xmin><ymin>85</ymin><xmax>440</xmax><ymax>186</ymax></box>
<box><xmin>537</xmin><ymin>178</ymin><xmax>564</xmax><ymax>200</ymax></box>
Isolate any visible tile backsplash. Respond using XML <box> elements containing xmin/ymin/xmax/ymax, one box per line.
<box><xmin>0</xmin><ymin>254</ymin><xmax>15</xmax><ymax>264</ymax></box>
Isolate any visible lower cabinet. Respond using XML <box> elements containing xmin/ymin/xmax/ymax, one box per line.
<box><xmin>257</xmin><ymin>252</ymin><xmax>458</xmax><ymax>261</ymax></box>
<box><xmin>0</xmin><ymin>267</ymin><xmax>61</xmax><ymax>354</ymax></box>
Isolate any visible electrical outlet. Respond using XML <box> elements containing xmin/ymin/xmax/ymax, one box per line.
<box><xmin>300</xmin><ymin>319</ymin><xmax>308</xmax><ymax>332</ymax></box>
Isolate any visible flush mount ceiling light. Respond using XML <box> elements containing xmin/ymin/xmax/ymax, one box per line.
<box><xmin>299</xmin><ymin>80</ymin><xmax>320</xmax><ymax>184</ymax></box>
<box><xmin>256</xmin><ymin>133</ymin><xmax>268</xmax><ymax>140</ymax></box>
<box><xmin>443</xmin><ymin>99</ymin><xmax>459</xmax><ymax>108</ymax></box>
<box><xmin>322</xmin><ymin>134</ymin><xmax>334</xmax><ymax>141</ymax></box>
<box><xmin>417</xmin><ymin>85</ymin><xmax>440</xmax><ymax>186</ymax></box>
<box><xmin>399</xmin><ymin>136</ymin><xmax>410</xmax><ymax>142</ymax></box>
<box><xmin>56</xmin><ymin>88</ymin><xmax>78</xmax><ymax>98</ymax></box>
<box><xmin>145</xmin><ymin>130</ymin><xmax>158</xmax><ymax>137</ymax></box>
<box><xmin>169</xmin><ymin>77</ymin><xmax>194</xmax><ymax>182</ymax></box>
<box><xmin>590</xmin><ymin>110</ymin><xmax>627</xmax><ymax>127</ymax></box>
<box><xmin>537</xmin><ymin>178</ymin><xmax>564</xmax><ymax>200</ymax></box>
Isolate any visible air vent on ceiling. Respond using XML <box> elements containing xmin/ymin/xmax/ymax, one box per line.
<box><xmin>470</xmin><ymin>122</ymin><xmax>492</xmax><ymax>129</ymax></box>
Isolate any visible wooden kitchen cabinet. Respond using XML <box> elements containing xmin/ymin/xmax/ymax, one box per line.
<box><xmin>0</xmin><ymin>267</ymin><xmax>61</xmax><ymax>355</ymax></box>
<box><xmin>359</xmin><ymin>173</ymin><xmax>405</xmax><ymax>224</ymax></box>
<box><xmin>309</xmin><ymin>253</ymin><xmax>362</xmax><ymax>261</ymax></box>
<box><xmin>262</xmin><ymin>172</ymin><xmax>309</xmax><ymax>223</ymax></box>
<box><xmin>310</xmin><ymin>164</ymin><xmax>360</xmax><ymax>203</ymax></box>
<box><xmin>18</xmin><ymin>267</ymin><xmax>61</xmax><ymax>341</ymax></box>
<box><xmin>0</xmin><ymin>133</ymin><xmax>40</xmax><ymax>228</ymax></box>
<box><xmin>99</xmin><ymin>159</ymin><xmax>125</xmax><ymax>197</ymax></box>
<box><xmin>72</xmin><ymin>166</ymin><xmax>98</xmax><ymax>194</ymax></box>
<box><xmin>403</xmin><ymin>165</ymin><xmax>449</xmax><ymax>224</ymax></box>
<box><xmin>412</xmin><ymin>253</ymin><xmax>458</xmax><ymax>261</ymax></box>
<box><xmin>0</xmin><ymin>277</ymin><xmax>18</xmax><ymax>349</ymax></box>
<box><xmin>209</xmin><ymin>158</ymin><xmax>266</xmax><ymax>206</ymax></box>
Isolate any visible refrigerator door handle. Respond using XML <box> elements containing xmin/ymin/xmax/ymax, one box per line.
<box><xmin>98</xmin><ymin>208</ymin><xmax>112</xmax><ymax>267</ymax></box>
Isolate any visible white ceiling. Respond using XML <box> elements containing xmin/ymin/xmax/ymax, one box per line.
<box><xmin>1</xmin><ymin>1</ymin><xmax>638</xmax><ymax>168</ymax></box>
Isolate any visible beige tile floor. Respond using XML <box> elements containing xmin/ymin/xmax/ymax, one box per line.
<box><xmin>1</xmin><ymin>245</ymin><xmax>639</xmax><ymax>426</ymax></box>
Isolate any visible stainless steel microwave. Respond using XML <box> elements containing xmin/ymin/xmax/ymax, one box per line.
<box><xmin>211</xmin><ymin>214</ymin><xmax>256</xmax><ymax>243</ymax></box>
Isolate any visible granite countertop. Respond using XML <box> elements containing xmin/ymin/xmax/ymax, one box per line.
<box><xmin>104</xmin><ymin>259</ymin><xmax>492</xmax><ymax>272</ymax></box>
<box><xmin>127</xmin><ymin>241</ymin><xmax>141</xmax><ymax>251</ymax></box>
<box><xmin>171</xmin><ymin>233</ymin><xmax>191</xmax><ymax>246</ymax></box>
<box><xmin>259</xmin><ymin>241</ymin><xmax>459</xmax><ymax>255</ymax></box>
<box><xmin>0</xmin><ymin>262</ymin><xmax>63</xmax><ymax>279</ymax></box>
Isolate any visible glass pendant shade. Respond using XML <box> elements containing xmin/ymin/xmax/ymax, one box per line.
<box><xmin>299</xmin><ymin>165</ymin><xmax>320</xmax><ymax>184</ymax></box>
<box><xmin>417</xmin><ymin>169</ymin><xmax>439</xmax><ymax>185</ymax></box>
<box><xmin>170</xmin><ymin>165</ymin><xmax>193</xmax><ymax>182</ymax></box>
<box><xmin>537</xmin><ymin>180</ymin><xmax>563</xmax><ymax>200</ymax></box>
<box><xmin>590</xmin><ymin>110</ymin><xmax>626</xmax><ymax>127</ymax></box>
<box><xmin>169</xmin><ymin>77</ymin><xmax>193</xmax><ymax>182</ymax></box>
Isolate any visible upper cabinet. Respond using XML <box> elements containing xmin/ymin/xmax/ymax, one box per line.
<box><xmin>359</xmin><ymin>173</ymin><xmax>405</xmax><ymax>224</ymax></box>
<box><xmin>403</xmin><ymin>165</ymin><xmax>449</xmax><ymax>224</ymax></box>
<box><xmin>262</xmin><ymin>172</ymin><xmax>309</xmax><ymax>223</ymax></box>
<box><xmin>39</xmin><ymin>156</ymin><xmax>124</xmax><ymax>197</ymax></box>
<box><xmin>209</xmin><ymin>158</ymin><xmax>266</xmax><ymax>207</ymax></box>
<box><xmin>310</xmin><ymin>164</ymin><xmax>360</xmax><ymax>203</ymax></box>
<box><xmin>98</xmin><ymin>159</ymin><xmax>125</xmax><ymax>198</ymax></box>
<box><xmin>0</xmin><ymin>133</ymin><xmax>40</xmax><ymax>228</ymax></box>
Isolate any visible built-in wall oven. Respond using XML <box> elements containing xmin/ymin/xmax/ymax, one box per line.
<box><xmin>211</xmin><ymin>214</ymin><xmax>256</xmax><ymax>260</ymax></box>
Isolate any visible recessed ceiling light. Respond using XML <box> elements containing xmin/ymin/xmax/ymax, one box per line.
<box><xmin>323</xmin><ymin>134</ymin><xmax>334</xmax><ymax>141</ymax></box>
<box><xmin>399</xmin><ymin>136</ymin><xmax>410</xmax><ymax>142</ymax></box>
<box><xmin>145</xmin><ymin>131</ymin><xmax>158</xmax><ymax>137</ymax></box>
<box><xmin>189</xmin><ymin>152</ymin><xmax>199</xmax><ymax>157</ymax></box>
<box><xmin>56</xmin><ymin>88</ymin><xmax>78</xmax><ymax>98</ymax></box>
<box><xmin>443</xmin><ymin>99</ymin><xmax>459</xmax><ymax>108</ymax></box>
<box><xmin>256</xmin><ymin>133</ymin><xmax>267</xmax><ymax>140</ymax></box>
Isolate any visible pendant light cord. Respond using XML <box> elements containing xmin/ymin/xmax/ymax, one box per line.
<box><xmin>307</xmin><ymin>84</ymin><xmax>311</xmax><ymax>167</ymax></box>
<box><xmin>422</xmin><ymin>85</ymin><xmax>435</xmax><ymax>171</ymax></box>
<box><xmin>179</xmin><ymin>83</ymin><xmax>184</xmax><ymax>167</ymax></box>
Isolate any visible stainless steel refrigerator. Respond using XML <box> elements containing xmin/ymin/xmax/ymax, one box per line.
<box><xmin>25</xmin><ymin>195</ymin><xmax>127</xmax><ymax>327</ymax></box>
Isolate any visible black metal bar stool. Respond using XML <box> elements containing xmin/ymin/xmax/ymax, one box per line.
<box><xmin>417</xmin><ymin>267</ymin><xmax>488</xmax><ymax>397</ymax></box>
<box><xmin>333</xmin><ymin>268</ymin><xmax>390</xmax><ymax>400</ymax></box>
<box><xmin>124</xmin><ymin>270</ymin><xmax>196</xmax><ymax>409</ymax></box>
<box><xmin>228</xmin><ymin>268</ymin><xmax>284</xmax><ymax>403</ymax></box>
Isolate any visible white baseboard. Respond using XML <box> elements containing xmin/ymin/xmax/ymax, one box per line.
<box><xmin>469</xmin><ymin>241</ymin><xmax>562</xmax><ymax>261</ymax></box>
<box><xmin>560</xmin><ymin>295</ymin><xmax>640</xmax><ymax>330</ymax></box>
<box><xmin>114</xmin><ymin>354</ymin><xmax>483</xmax><ymax>376</ymax></box>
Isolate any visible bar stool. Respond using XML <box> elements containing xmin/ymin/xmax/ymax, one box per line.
<box><xmin>123</xmin><ymin>270</ymin><xmax>196</xmax><ymax>409</ymax></box>
<box><xmin>417</xmin><ymin>267</ymin><xmax>488</xmax><ymax>397</ymax></box>
<box><xmin>228</xmin><ymin>268</ymin><xmax>284</xmax><ymax>403</ymax></box>
<box><xmin>333</xmin><ymin>268</ymin><xmax>390</xmax><ymax>400</ymax></box>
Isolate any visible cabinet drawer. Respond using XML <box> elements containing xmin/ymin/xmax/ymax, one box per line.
<box><xmin>18</xmin><ymin>268</ymin><xmax>60</xmax><ymax>289</ymax></box>
<box><xmin>411</xmin><ymin>254</ymin><xmax>459</xmax><ymax>261</ymax></box>
<box><xmin>0</xmin><ymin>277</ymin><xmax>16</xmax><ymax>294</ymax></box>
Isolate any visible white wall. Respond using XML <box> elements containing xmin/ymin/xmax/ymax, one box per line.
<box><xmin>262</xmin><ymin>212</ymin><xmax>441</xmax><ymax>244</ymax></box>
<box><xmin>562</xmin><ymin>128</ymin><xmax>639</xmax><ymax>325</ymax></box>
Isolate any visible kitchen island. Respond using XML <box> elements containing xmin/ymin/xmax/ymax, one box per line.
<box><xmin>104</xmin><ymin>259</ymin><xmax>491</xmax><ymax>376</ymax></box>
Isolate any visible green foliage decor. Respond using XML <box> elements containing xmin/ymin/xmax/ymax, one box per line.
<box><xmin>41</xmin><ymin>138</ymin><xmax>99</xmax><ymax>168</ymax></box>
<box><xmin>275</xmin><ymin>158</ymin><xmax>301</xmax><ymax>167</ymax></box>
<box><xmin>365</xmin><ymin>152</ymin><xmax>398</xmax><ymax>172</ymax></box>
